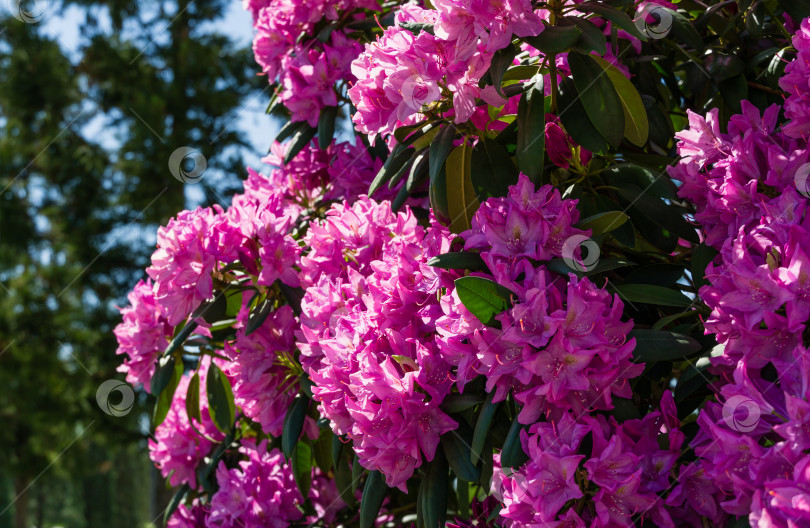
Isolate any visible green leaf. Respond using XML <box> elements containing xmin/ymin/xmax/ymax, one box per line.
<box><xmin>489</xmin><ymin>44</ymin><xmax>517</xmax><ymax>97</ymax></box>
<box><xmin>566</xmin><ymin>17</ymin><xmax>608</xmax><ymax>55</ymax></box>
<box><xmin>245</xmin><ymin>296</ymin><xmax>274</xmax><ymax>336</ymax></box>
<box><xmin>163</xmin><ymin>484</ymin><xmax>190</xmax><ymax>526</ymax></box>
<box><xmin>275</xmin><ymin>120</ymin><xmax>305</xmax><ymax>144</ymax></box>
<box><xmin>370</xmin><ymin>145</ymin><xmax>412</xmax><ymax>196</ymax></box>
<box><xmin>667</xmin><ymin>9</ymin><xmax>704</xmax><ymax>51</ymax></box>
<box><xmin>151</xmin><ymin>354</ymin><xmax>178</xmax><ymax>396</ymax></box>
<box><xmin>312</xmin><ymin>426</ymin><xmax>333</xmax><ymax>472</ymax></box>
<box><xmin>471</xmin><ymin>393</ymin><xmax>498</xmax><ymax>466</ymax></box>
<box><xmin>567</xmin><ymin>52</ymin><xmax>624</xmax><ymax>149</ymax></box>
<box><xmin>500</xmin><ymin>419</ymin><xmax>529</xmax><ymax>469</ymax></box>
<box><xmin>360</xmin><ymin>471</ymin><xmax>388</xmax><ymax>528</ymax></box>
<box><xmin>675</xmin><ymin>355</ymin><xmax>714</xmax><ymax>403</ymax></box>
<box><xmin>439</xmin><ymin>392</ymin><xmax>485</xmax><ymax>414</ymax></box>
<box><xmin>442</xmin><ymin>427</ymin><xmax>481</xmax><ymax>482</ymax></box>
<box><xmin>524</xmin><ymin>25</ymin><xmax>582</xmax><ymax>55</ymax></box>
<box><xmin>612</xmin><ymin>397</ymin><xmax>641</xmax><ymax>422</ymax></box>
<box><xmin>445</xmin><ymin>141</ymin><xmax>479</xmax><ymax>233</ymax></box>
<box><xmin>590</xmin><ymin>55</ymin><xmax>648</xmax><ymax>147</ymax></box>
<box><xmin>576</xmin><ymin>211</ymin><xmax>629</xmax><ymax>235</ymax></box>
<box><xmin>299</xmin><ymin>372</ymin><xmax>315</xmax><ymax>399</ymax></box>
<box><xmin>614</xmin><ymin>184</ymin><xmax>699</xmax><ymax>243</ymax></box>
<box><xmin>334</xmin><ymin>445</ymin><xmax>357</xmax><ymax>507</ymax></box>
<box><xmin>625</xmin><ymin>263</ymin><xmax>685</xmax><ymax>287</ymax></box>
<box><xmin>352</xmin><ymin>454</ymin><xmax>365</xmax><ymax>492</ymax></box>
<box><xmin>153</xmin><ymin>356</ymin><xmax>183</xmax><ymax>427</ymax></box>
<box><xmin>163</xmin><ymin>320</ymin><xmax>199</xmax><ymax>358</ymax></box>
<box><xmin>282</xmin><ymin>395</ymin><xmax>309</xmax><ymax>457</ymax></box>
<box><xmin>292</xmin><ymin>441</ymin><xmax>313</xmax><ymax>498</ymax></box>
<box><xmin>284</xmin><ymin>124</ymin><xmax>317</xmax><ymax>164</ymax></box>
<box><xmin>546</xmin><ymin>257</ymin><xmax>635</xmax><ymax>278</ymax></box>
<box><xmin>629</xmin><ymin>329</ymin><xmax>702</xmax><ymax>362</ymax></box>
<box><xmin>579</xmin><ymin>2</ymin><xmax>647</xmax><ymax>40</ymax></box>
<box><xmin>430</xmin><ymin>163</ymin><xmax>450</xmax><ymax>224</ymax></box>
<box><xmin>429</xmin><ymin>124</ymin><xmax>457</xmax><ymax>182</ymax></box>
<box><xmin>612</xmin><ymin>283</ymin><xmax>693</xmax><ymax>307</ymax></box>
<box><xmin>317</xmin><ymin>106</ymin><xmax>338</xmax><ymax>150</ymax></box>
<box><xmin>558</xmin><ymin>78</ymin><xmax>609</xmax><ymax>154</ymax></box>
<box><xmin>691</xmin><ymin>243</ymin><xmax>718</xmax><ymax>291</ymax></box>
<box><xmin>420</xmin><ymin>451</ymin><xmax>449</xmax><ymax>528</ymax></box>
<box><xmin>455</xmin><ymin>276</ymin><xmax>516</xmax><ymax>326</ymax></box>
<box><xmin>206</xmin><ymin>362</ymin><xmax>235</xmax><ymax>433</ymax></box>
<box><xmin>470</xmin><ymin>136</ymin><xmax>519</xmax><ymax>199</ymax></box>
<box><xmin>516</xmin><ymin>76</ymin><xmax>545</xmax><ymax>184</ymax></box>
<box><xmin>652</xmin><ymin>310</ymin><xmax>699</xmax><ymax>331</ymax></box>
<box><xmin>185</xmin><ymin>372</ymin><xmax>201</xmax><ymax>424</ymax></box>
<box><xmin>428</xmin><ymin>252</ymin><xmax>488</xmax><ymax>272</ymax></box>
<box><xmin>779</xmin><ymin>0</ymin><xmax>810</xmax><ymax>21</ymax></box>
<box><xmin>503</xmin><ymin>65</ymin><xmax>540</xmax><ymax>82</ymax></box>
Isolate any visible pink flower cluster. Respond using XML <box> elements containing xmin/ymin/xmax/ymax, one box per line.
<box><xmin>780</xmin><ymin>18</ymin><xmax>810</xmax><ymax>139</ymax></box>
<box><xmin>258</xmin><ymin>138</ymin><xmax>387</xmax><ymax>212</ymax></box>
<box><xmin>148</xmin><ymin>359</ymin><xmax>225</xmax><ymax>489</ymax></box>
<box><xmin>250</xmin><ymin>0</ymin><xmax>374</xmax><ymax>126</ymax></box>
<box><xmin>664</xmin><ymin>20</ymin><xmax>810</xmax><ymax>526</ymax></box>
<box><xmin>113</xmin><ymin>279</ymin><xmax>173</xmax><ymax>390</ymax></box>
<box><xmin>437</xmin><ymin>175</ymin><xmax>640</xmax><ymax>421</ymax></box>
<box><xmin>206</xmin><ymin>441</ymin><xmax>305</xmax><ymax>528</ymax></box>
<box><xmin>297</xmin><ymin>197</ymin><xmax>460</xmax><ymax>490</ymax></box>
<box><xmin>495</xmin><ymin>394</ymin><xmax>686</xmax><ymax>528</ymax></box>
<box><xmin>348</xmin><ymin>0</ymin><xmax>543</xmax><ymax>137</ymax></box>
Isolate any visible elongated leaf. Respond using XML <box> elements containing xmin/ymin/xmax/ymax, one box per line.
<box><xmin>652</xmin><ymin>310</ymin><xmax>699</xmax><ymax>331</ymax></box>
<box><xmin>558</xmin><ymin>78</ymin><xmax>609</xmax><ymax>154</ymax></box>
<box><xmin>524</xmin><ymin>25</ymin><xmax>582</xmax><ymax>54</ymax></box>
<box><xmin>292</xmin><ymin>441</ymin><xmax>313</xmax><ymax>497</ymax></box>
<box><xmin>151</xmin><ymin>355</ymin><xmax>177</xmax><ymax>396</ymax></box>
<box><xmin>275</xmin><ymin>120</ymin><xmax>305</xmax><ymax>144</ymax></box>
<box><xmin>516</xmin><ymin>76</ymin><xmax>545</xmax><ymax>183</ymax></box>
<box><xmin>312</xmin><ymin>427</ymin><xmax>333</xmax><ymax>472</ymax></box>
<box><xmin>163</xmin><ymin>320</ymin><xmax>199</xmax><ymax>359</ymax></box>
<box><xmin>317</xmin><ymin>106</ymin><xmax>338</xmax><ymax>150</ymax></box>
<box><xmin>471</xmin><ymin>393</ymin><xmax>498</xmax><ymax>465</ymax></box>
<box><xmin>445</xmin><ymin>141</ymin><xmax>479</xmax><ymax>233</ymax></box>
<box><xmin>334</xmin><ymin>446</ymin><xmax>357</xmax><ymax>506</ymax></box>
<box><xmin>470</xmin><ymin>136</ymin><xmax>519</xmax><ymax>198</ymax></box>
<box><xmin>490</xmin><ymin>44</ymin><xmax>517</xmax><ymax>97</ymax></box>
<box><xmin>630</xmin><ymin>329</ymin><xmax>702</xmax><ymax>362</ymax></box>
<box><xmin>614</xmin><ymin>185</ymin><xmax>699</xmax><ymax>243</ymax></box>
<box><xmin>284</xmin><ymin>124</ymin><xmax>317</xmax><ymax>164</ymax></box>
<box><xmin>503</xmin><ymin>65</ymin><xmax>540</xmax><ymax>82</ymax></box>
<box><xmin>153</xmin><ymin>357</ymin><xmax>183</xmax><ymax>427</ymax></box>
<box><xmin>428</xmin><ymin>252</ymin><xmax>487</xmax><ymax>272</ymax></box>
<box><xmin>667</xmin><ymin>9</ymin><xmax>705</xmax><ymax>51</ymax></box>
<box><xmin>439</xmin><ymin>392</ymin><xmax>485</xmax><ymax>413</ymax></box>
<box><xmin>245</xmin><ymin>296</ymin><xmax>273</xmax><ymax>336</ymax></box>
<box><xmin>282</xmin><ymin>395</ymin><xmax>309</xmax><ymax>457</ymax></box>
<box><xmin>546</xmin><ymin>257</ymin><xmax>635</xmax><ymax>278</ymax></box>
<box><xmin>612</xmin><ymin>283</ymin><xmax>693</xmax><ymax>307</ymax></box>
<box><xmin>691</xmin><ymin>243</ymin><xmax>718</xmax><ymax>290</ymax></box>
<box><xmin>500</xmin><ymin>419</ymin><xmax>529</xmax><ymax>469</ymax></box>
<box><xmin>360</xmin><ymin>471</ymin><xmax>387</xmax><ymax>528</ymax></box>
<box><xmin>442</xmin><ymin>424</ymin><xmax>481</xmax><ymax>482</ymax></box>
<box><xmin>567</xmin><ymin>17</ymin><xmax>608</xmax><ymax>55</ymax></box>
<box><xmin>591</xmin><ymin>55</ymin><xmax>648</xmax><ymax>147</ymax></box>
<box><xmin>163</xmin><ymin>484</ymin><xmax>190</xmax><ymax>525</ymax></box>
<box><xmin>352</xmin><ymin>454</ymin><xmax>364</xmax><ymax>492</ymax></box>
<box><xmin>206</xmin><ymin>362</ymin><xmax>235</xmax><ymax>433</ymax></box>
<box><xmin>580</xmin><ymin>2</ymin><xmax>647</xmax><ymax>40</ymax></box>
<box><xmin>429</xmin><ymin>125</ymin><xmax>457</xmax><ymax>182</ymax></box>
<box><xmin>567</xmin><ymin>52</ymin><xmax>624</xmax><ymax>149</ymax></box>
<box><xmin>576</xmin><ymin>211</ymin><xmax>629</xmax><ymax>235</ymax></box>
<box><xmin>430</xmin><ymin>163</ymin><xmax>450</xmax><ymax>223</ymax></box>
<box><xmin>370</xmin><ymin>145</ymin><xmax>411</xmax><ymax>196</ymax></box>
<box><xmin>185</xmin><ymin>373</ymin><xmax>201</xmax><ymax>424</ymax></box>
<box><xmin>625</xmin><ymin>263</ymin><xmax>685</xmax><ymax>287</ymax></box>
<box><xmin>455</xmin><ymin>276</ymin><xmax>516</xmax><ymax>326</ymax></box>
<box><xmin>420</xmin><ymin>451</ymin><xmax>449</xmax><ymax>528</ymax></box>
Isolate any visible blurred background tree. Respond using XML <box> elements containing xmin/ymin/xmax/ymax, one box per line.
<box><xmin>0</xmin><ymin>1</ymin><xmax>261</xmax><ymax>526</ymax></box>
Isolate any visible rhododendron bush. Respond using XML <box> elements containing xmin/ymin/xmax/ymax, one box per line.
<box><xmin>114</xmin><ymin>0</ymin><xmax>810</xmax><ymax>526</ymax></box>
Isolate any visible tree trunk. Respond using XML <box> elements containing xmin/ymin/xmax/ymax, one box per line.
<box><xmin>13</xmin><ymin>476</ymin><xmax>29</xmax><ymax>528</ymax></box>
